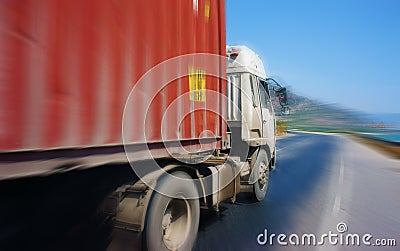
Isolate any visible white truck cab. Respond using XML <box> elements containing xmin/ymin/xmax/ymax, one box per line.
<box><xmin>225</xmin><ymin>45</ymin><xmax>286</xmax><ymax>201</ymax></box>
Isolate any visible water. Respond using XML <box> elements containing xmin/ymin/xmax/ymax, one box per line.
<box><xmin>369</xmin><ymin>133</ymin><xmax>400</xmax><ymax>143</ymax></box>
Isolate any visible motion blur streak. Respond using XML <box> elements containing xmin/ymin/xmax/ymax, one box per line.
<box><xmin>0</xmin><ymin>0</ymin><xmax>225</xmax><ymax>151</ymax></box>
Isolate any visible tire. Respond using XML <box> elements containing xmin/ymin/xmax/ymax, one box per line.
<box><xmin>144</xmin><ymin>171</ymin><xmax>200</xmax><ymax>251</ymax></box>
<box><xmin>250</xmin><ymin>149</ymin><xmax>270</xmax><ymax>202</ymax></box>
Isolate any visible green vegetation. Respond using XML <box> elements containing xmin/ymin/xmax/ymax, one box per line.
<box><xmin>276</xmin><ymin>121</ymin><xmax>287</xmax><ymax>136</ymax></box>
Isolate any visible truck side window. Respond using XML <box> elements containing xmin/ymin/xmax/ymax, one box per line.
<box><xmin>249</xmin><ymin>75</ymin><xmax>260</xmax><ymax>107</ymax></box>
<box><xmin>261</xmin><ymin>80</ymin><xmax>274</xmax><ymax>112</ymax></box>
<box><xmin>258</xmin><ymin>79</ymin><xmax>268</xmax><ymax>108</ymax></box>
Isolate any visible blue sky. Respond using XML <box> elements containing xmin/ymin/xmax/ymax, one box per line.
<box><xmin>226</xmin><ymin>0</ymin><xmax>400</xmax><ymax>113</ymax></box>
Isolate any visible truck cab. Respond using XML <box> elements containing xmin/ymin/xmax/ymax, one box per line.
<box><xmin>226</xmin><ymin>45</ymin><xmax>282</xmax><ymax>201</ymax></box>
<box><xmin>227</xmin><ymin>45</ymin><xmax>276</xmax><ymax>151</ymax></box>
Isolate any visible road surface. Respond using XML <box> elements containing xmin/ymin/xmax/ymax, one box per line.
<box><xmin>194</xmin><ymin>132</ymin><xmax>400</xmax><ymax>250</ymax></box>
<box><xmin>1</xmin><ymin>132</ymin><xmax>399</xmax><ymax>250</ymax></box>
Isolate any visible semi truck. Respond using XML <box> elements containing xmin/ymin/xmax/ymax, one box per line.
<box><xmin>0</xmin><ymin>0</ymin><xmax>287</xmax><ymax>250</ymax></box>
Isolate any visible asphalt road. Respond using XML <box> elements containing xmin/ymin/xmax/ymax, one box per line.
<box><xmin>194</xmin><ymin>132</ymin><xmax>400</xmax><ymax>250</ymax></box>
<box><xmin>1</xmin><ymin>132</ymin><xmax>399</xmax><ymax>250</ymax></box>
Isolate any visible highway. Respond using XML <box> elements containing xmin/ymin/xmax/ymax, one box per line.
<box><xmin>1</xmin><ymin>132</ymin><xmax>399</xmax><ymax>250</ymax></box>
<box><xmin>194</xmin><ymin>132</ymin><xmax>400</xmax><ymax>250</ymax></box>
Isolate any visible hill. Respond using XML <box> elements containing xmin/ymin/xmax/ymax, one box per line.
<box><xmin>272</xmin><ymin>90</ymin><xmax>369</xmax><ymax>132</ymax></box>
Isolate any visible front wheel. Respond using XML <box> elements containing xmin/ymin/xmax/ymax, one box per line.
<box><xmin>144</xmin><ymin>171</ymin><xmax>200</xmax><ymax>251</ymax></box>
<box><xmin>250</xmin><ymin>149</ymin><xmax>270</xmax><ymax>202</ymax></box>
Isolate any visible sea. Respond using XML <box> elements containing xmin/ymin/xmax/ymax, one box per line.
<box><xmin>363</xmin><ymin>113</ymin><xmax>400</xmax><ymax>143</ymax></box>
<box><xmin>368</xmin><ymin>132</ymin><xmax>400</xmax><ymax>143</ymax></box>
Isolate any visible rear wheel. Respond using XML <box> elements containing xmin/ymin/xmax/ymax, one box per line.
<box><xmin>250</xmin><ymin>149</ymin><xmax>270</xmax><ymax>202</ymax></box>
<box><xmin>144</xmin><ymin>171</ymin><xmax>200</xmax><ymax>251</ymax></box>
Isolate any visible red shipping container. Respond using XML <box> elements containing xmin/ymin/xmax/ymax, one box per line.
<box><xmin>0</xmin><ymin>0</ymin><xmax>226</xmax><ymax>152</ymax></box>
<box><xmin>0</xmin><ymin>0</ymin><xmax>227</xmax><ymax>179</ymax></box>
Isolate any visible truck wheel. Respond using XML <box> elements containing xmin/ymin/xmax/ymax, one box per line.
<box><xmin>250</xmin><ymin>149</ymin><xmax>269</xmax><ymax>202</ymax></box>
<box><xmin>144</xmin><ymin>171</ymin><xmax>200</xmax><ymax>251</ymax></box>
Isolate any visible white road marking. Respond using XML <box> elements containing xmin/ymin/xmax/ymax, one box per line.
<box><xmin>286</xmin><ymin>130</ymin><xmax>339</xmax><ymax>136</ymax></box>
<box><xmin>333</xmin><ymin>157</ymin><xmax>345</xmax><ymax>214</ymax></box>
<box><xmin>317</xmin><ymin>155</ymin><xmax>346</xmax><ymax>251</ymax></box>
<box><xmin>276</xmin><ymin>131</ymin><xmax>341</xmax><ymax>153</ymax></box>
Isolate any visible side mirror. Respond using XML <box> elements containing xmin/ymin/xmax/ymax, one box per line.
<box><xmin>266</xmin><ymin>78</ymin><xmax>290</xmax><ymax>114</ymax></box>
<box><xmin>276</xmin><ymin>87</ymin><xmax>288</xmax><ymax>107</ymax></box>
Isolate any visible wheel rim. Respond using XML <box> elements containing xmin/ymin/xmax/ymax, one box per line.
<box><xmin>257</xmin><ymin>161</ymin><xmax>268</xmax><ymax>191</ymax></box>
<box><xmin>162</xmin><ymin>198</ymin><xmax>191</xmax><ymax>250</ymax></box>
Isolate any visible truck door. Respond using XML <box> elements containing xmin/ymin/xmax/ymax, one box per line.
<box><xmin>258</xmin><ymin>79</ymin><xmax>275</xmax><ymax>154</ymax></box>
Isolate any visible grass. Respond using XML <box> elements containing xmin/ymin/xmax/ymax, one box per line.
<box><xmin>276</xmin><ymin>121</ymin><xmax>288</xmax><ymax>136</ymax></box>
